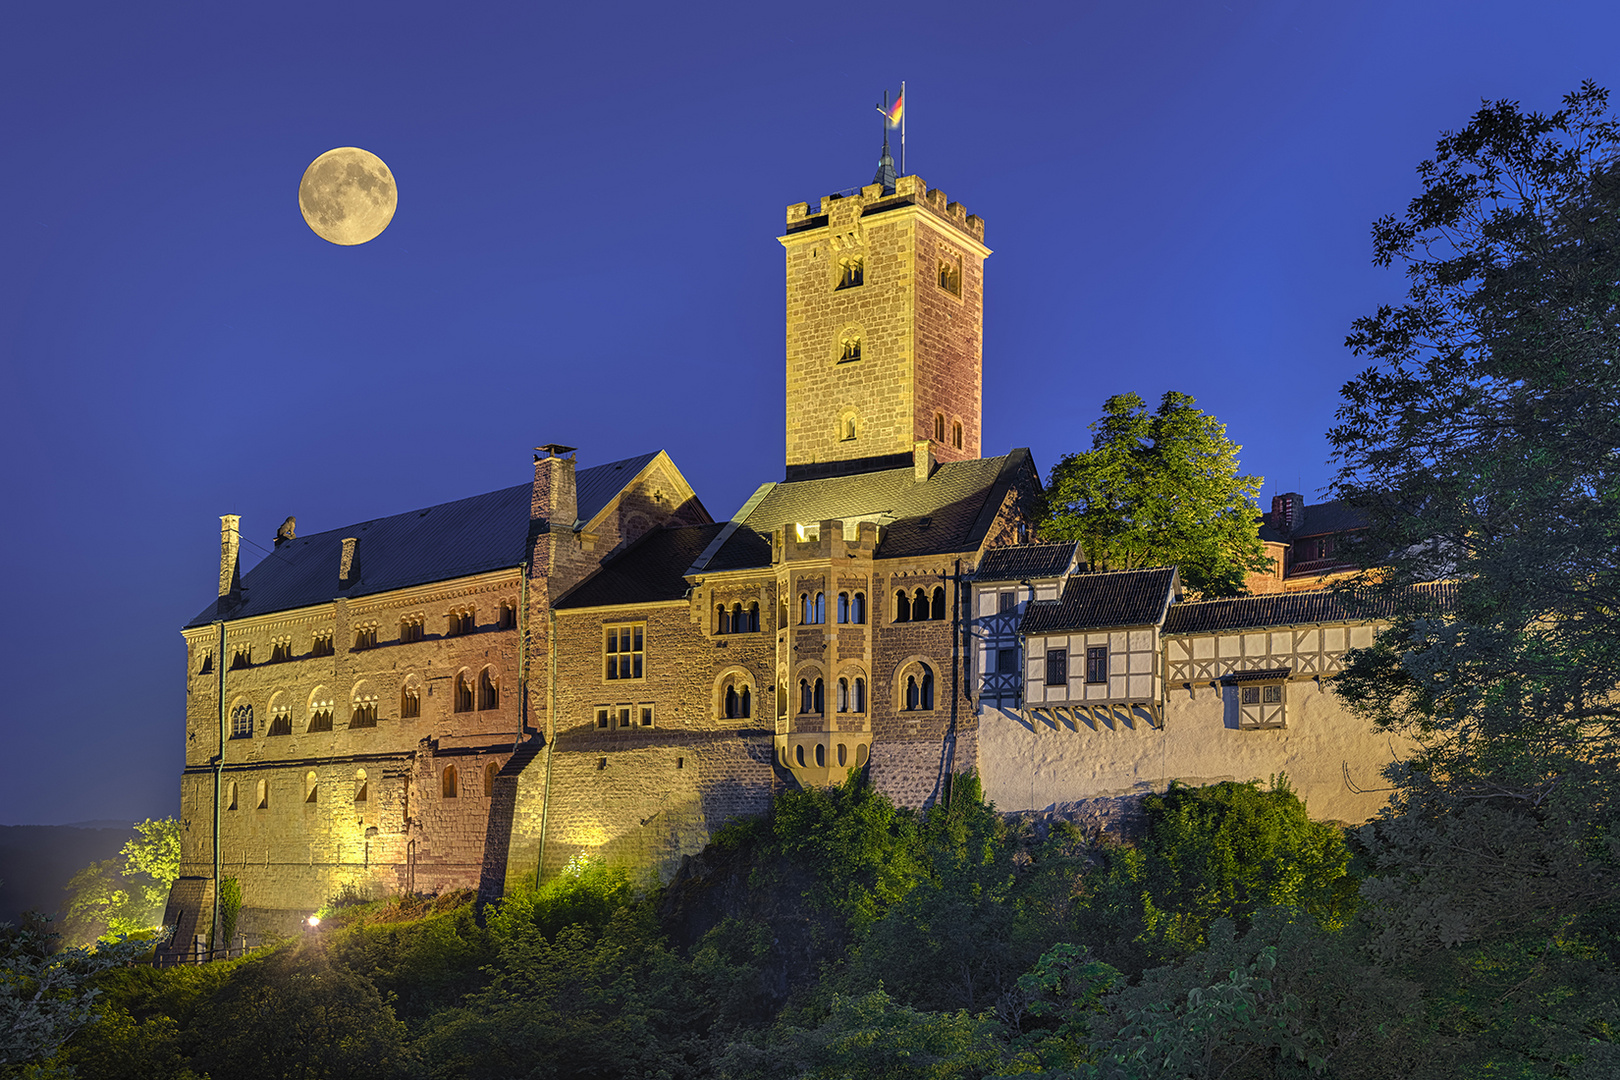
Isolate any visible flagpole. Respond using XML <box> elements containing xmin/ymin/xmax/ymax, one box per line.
<box><xmin>900</xmin><ymin>80</ymin><xmax>906</xmax><ymax>175</ymax></box>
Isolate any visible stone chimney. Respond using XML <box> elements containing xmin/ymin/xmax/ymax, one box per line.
<box><xmin>218</xmin><ymin>514</ymin><xmax>241</xmax><ymax>601</ymax></box>
<box><xmin>533</xmin><ymin>444</ymin><xmax>579</xmax><ymax>531</ymax></box>
<box><xmin>339</xmin><ymin>537</ymin><xmax>360</xmax><ymax>587</ymax></box>
<box><xmin>1270</xmin><ymin>493</ymin><xmax>1302</xmax><ymax>536</ymax></box>
<box><xmin>913</xmin><ymin>439</ymin><xmax>935</xmax><ymax>482</ymax></box>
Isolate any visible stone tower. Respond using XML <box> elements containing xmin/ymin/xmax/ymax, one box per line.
<box><xmin>779</xmin><ymin>168</ymin><xmax>990</xmax><ymax>477</ymax></box>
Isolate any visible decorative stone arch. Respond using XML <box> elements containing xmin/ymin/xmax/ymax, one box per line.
<box><xmin>838</xmin><ymin>408</ymin><xmax>860</xmax><ymax>443</ymax></box>
<box><xmin>477</xmin><ymin>664</ymin><xmax>501</xmax><ymax>711</ymax></box>
<box><xmin>833</xmin><ymin>662</ymin><xmax>869</xmax><ymax>714</ymax></box>
<box><xmin>350</xmin><ymin>679</ymin><xmax>379</xmax><ymax>728</ymax></box>
<box><xmin>307</xmin><ymin>685</ymin><xmax>335</xmax><ymax>733</ymax></box>
<box><xmin>892</xmin><ymin>655</ymin><xmax>940</xmax><ymax>713</ymax></box>
<box><xmin>792</xmin><ymin>659</ymin><xmax>827</xmax><ymax>716</ymax></box>
<box><xmin>713</xmin><ymin>665</ymin><xmax>756</xmax><ymax>720</ymax></box>
<box><xmin>228</xmin><ymin>695</ymin><xmax>254</xmax><ymax>739</ymax></box>
<box><xmin>399</xmin><ymin>672</ymin><xmax>423</xmax><ymax>719</ymax></box>
<box><xmin>835</xmin><ymin>323</ymin><xmax>863</xmax><ymax>363</ymax></box>
<box><xmin>452</xmin><ymin>668</ymin><xmax>474</xmax><ymax>713</ymax></box>
<box><xmin>267</xmin><ymin>689</ymin><xmax>291</xmax><ymax>736</ymax></box>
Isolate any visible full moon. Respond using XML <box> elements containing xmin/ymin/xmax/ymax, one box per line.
<box><xmin>298</xmin><ymin>147</ymin><xmax>397</xmax><ymax>245</ymax></box>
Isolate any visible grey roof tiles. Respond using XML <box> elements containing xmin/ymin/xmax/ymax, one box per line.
<box><xmin>1019</xmin><ymin>567</ymin><xmax>1181</xmax><ymax>635</ymax></box>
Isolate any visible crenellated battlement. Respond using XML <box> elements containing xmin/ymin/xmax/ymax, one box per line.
<box><xmin>774</xmin><ymin>519</ymin><xmax>882</xmax><ymax>564</ymax></box>
<box><xmin>784</xmin><ymin>174</ymin><xmax>986</xmax><ymax>244</ymax></box>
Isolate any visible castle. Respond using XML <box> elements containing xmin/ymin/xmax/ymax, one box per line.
<box><xmin>165</xmin><ymin>145</ymin><xmax>1434</xmax><ymax>944</ymax></box>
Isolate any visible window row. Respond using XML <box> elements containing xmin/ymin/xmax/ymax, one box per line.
<box><xmin>714</xmin><ymin>602</ymin><xmax>761</xmax><ymax>635</ymax></box>
<box><xmin>224</xmin><ymin>669</ymin><xmax>495</xmax><ymax>738</ymax></box>
<box><xmin>1043</xmin><ymin>646</ymin><xmax>1109</xmax><ymax>686</ymax></box>
<box><xmin>224</xmin><ymin>761</ymin><xmax>500</xmax><ymax>809</ymax></box>
<box><xmin>796</xmin><ymin>674</ymin><xmax>870</xmax><ymax>715</ymax></box>
<box><xmin>200</xmin><ymin>603</ymin><xmax>518</xmax><ymax>673</ymax></box>
<box><xmin>829</xmin><ymin>254</ymin><xmax>957</xmax><ymax>295</ymax></box>
<box><xmin>798</xmin><ymin>591</ymin><xmax>867</xmax><ymax>625</ymax></box>
<box><xmin>789</xmin><ymin>741</ymin><xmax>869</xmax><ymax>769</ymax></box>
<box><xmin>893</xmin><ymin>587</ymin><xmax>946</xmax><ymax>622</ymax></box>
<box><xmin>595</xmin><ymin>704</ymin><xmax>655</xmax><ymax>730</ymax></box>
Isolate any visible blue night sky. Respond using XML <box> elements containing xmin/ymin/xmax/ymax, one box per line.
<box><xmin>3</xmin><ymin>1</ymin><xmax>1617</xmax><ymax>825</ymax></box>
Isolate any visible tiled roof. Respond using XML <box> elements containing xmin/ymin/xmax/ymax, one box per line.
<box><xmin>1263</xmin><ymin>498</ymin><xmax>1369</xmax><ymax>542</ymax></box>
<box><xmin>735</xmin><ymin>450</ymin><xmax>1035</xmax><ymax>563</ymax></box>
<box><xmin>186</xmin><ymin>453</ymin><xmax>663</xmax><ymax>628</ymax></box>
<box><xmin>1162</xmin><ymin>582</ymin><xmax>1456</xmax><ymax>635</ymax></box>
<box><xmin>554</xmin><ymin>524</ymin><xmax>728</xmax><ymax>610</ymax></box>
<box><xmin>1019</xmin><ymin>567</ymin><xmax>1180</xmax><ymax>635</ymax></box>
<box><xmin>972</xmin><ymin>542</ymin><xmax>1078</xmax><ymax>582</ymax></box>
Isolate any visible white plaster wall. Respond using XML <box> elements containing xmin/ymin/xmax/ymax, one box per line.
<box><xmin>977</xmin><ymin>678</ymin><xmax>1416</xmax><ymax>823</ymax></box>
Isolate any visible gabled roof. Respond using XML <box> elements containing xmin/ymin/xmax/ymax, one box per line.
<box><xmin>972</xmin><ymin>542</ymin><xmax>1078</xmax><ymax>583</ymax></box>
<box><xmin>732</xmin><ymin>450</ymin><xmax>1036</xmax><ymax>564</ymax></box>
<box><xmin>186</xmin><ymin>453</ymin><xmax>664</xmax><ymax>628</ymax></box>
<box><xmin>1260</xmin><ymin>498</ymin><xmax>1369</xmax><ymax>543</ymax></box>
<box><xmin>1019</xmin><ymin>567</ymin><xmax>1180</xmax><ymax>636</ymax></box>
<box><xmin>554</xmin><ymin>524</ymin><xmax>729</xmax><ymax>610</ymax></box>
<box><xmin>1162</xmin><ymin>582</ymin><xmax>1456</xmax><ymax>635</ymax></box>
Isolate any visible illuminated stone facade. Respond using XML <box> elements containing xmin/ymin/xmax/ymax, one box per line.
<box><xmin>167</xmin><ymin>155</ymin><xmax>1423</xmax><ymax>947</ymax></box>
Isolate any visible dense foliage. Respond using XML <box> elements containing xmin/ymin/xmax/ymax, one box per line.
<box><xmin>1040</xmin><ymin>391</ymin><xmax>1269</xmax><ymax>597</ymax></box>
<box><xmin>61</xmin><ymin>818</ymin><xmax>180</xmax><ymax>946</ymax></box>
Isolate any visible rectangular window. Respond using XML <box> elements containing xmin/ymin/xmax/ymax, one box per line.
<box><xmin>596</xmin><ymin>708</ymin><xmax>610</xmax><ymax>729</ymax></box>
<box><xmin>618</xmin><ymin>706</ymin><xmax>632</xmax><ymax>729</ymax></box>
<box><xmin>1241</xmin><ymin>686</ymin><xmax>1260</xmax><ymax>705</ymax></box>
<box><xmin>1086</xmin><ymin>647</ymin><xmax>1108</xmax><ymax>684</ymax></box>
<box><xmin>1263</xmin><ymin>684</ymin><xmax>1283</xmax><ymax>704</ymax></box>
<box><xmin>604</xmin><ymin>623</ymin><xmax>645</xmax><ymax>681</ymax></box>
<box><xmin>996</xmin><ymin>648</ymin><xmax>1018</xmax><ymax>675</ymax></box>
<box><xmin>1045</xmin><ymin>649</ymin><xmax>1067</xmax><ymax>686</ymax></box>
<box><xmin>1236</xmin><ymin>679</ymin><xmax>1288</xmax><ymax>729</ymax></box>
<box><xmin>999</xmin><ymin>590</ymin><xmax>1016</xmax><ymax>614</ymax></box>
<box><xmin>639</xmin><ymin>705</ymin><xmax>654</xmax><ymax>728</ymax></box>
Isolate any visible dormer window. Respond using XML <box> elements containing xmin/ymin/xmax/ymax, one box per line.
<box><xmin>837</xmin><ymin>255</ymin><xmax>864</xmax><ymax>289</ymax></box>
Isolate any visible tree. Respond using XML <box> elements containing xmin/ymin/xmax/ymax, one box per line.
<box><xmin>1042</xmin><ymin>391</ymin><xmax>1268</xmax><ymax>597</ymax></box>
<box><xmin>0</xmin><ymin>915</ymin><xmax>147</xmax><ymax>1071</ymax></box>
<box><xmin>61</xmin><ymin>819</ymin><xmax>181</xmax><ymax>945</ymax></box>
<box><xmin>1329</xmin><ymin>83</ymin><xmax>1620</xmax><ymax>1031</ymax></box>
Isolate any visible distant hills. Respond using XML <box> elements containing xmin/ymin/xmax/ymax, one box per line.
<box><xmin>0</xmin><ymin>824</ymin><xmax>136</xmax><ymax>925</ymax></box>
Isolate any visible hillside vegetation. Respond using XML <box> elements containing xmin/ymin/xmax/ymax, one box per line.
<box><xmin>13</xmin><ymin>772</ymin><xmax>1612</xmax><ymax>1079</ymax></box>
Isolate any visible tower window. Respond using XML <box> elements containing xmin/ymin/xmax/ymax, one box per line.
<box><xmin>934</xmin><ymin>412</ymin><xmax>945</xmax><ymax>443</ymax></box>
<box><xmin>837</xmin><ymin>255</ymin><xmax>864</xmax><ymax>289</ymax></box>
<box><xmin>839</xmin><ymin>332</ymin><xmax>861</xmax><ymax>363</ymax></box>
<box><xmin>837</xmin><ymin>592</ymin><xmax>849</xmax><ymax>623</ymax></box>
<box><xmin>938</xmin><ymin>259</ymin><xmax>961</xmax><ymax>295</ymax></box>
<box><xmin>230</xmin><ymin>704</ymin><xmax>253</xmax><ymax>739</ymax></box>
<box><xmin>952</xmin><ymin>421</ymin><xmax>963</xmax><ymax>450</ymax></box>
<box><xmin>852</xmin><ymin>591</ymin><xmax>866</xmax><ymax>624</ymax></box>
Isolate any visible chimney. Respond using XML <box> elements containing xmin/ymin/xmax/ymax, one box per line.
<box><xmin>913</xmin><ymin>439</ymin><xmax>935</xmax><ymax>482</ymax></box>
<box><xmin>218</xmin><ymin>514</ymin><xmax>241</xmax><ymax>601</ymax></box>
<box><xmin>1271</xmin><ymin>493</ymin><xmax>1301</xmax><ymax>536</ymax></box>
<box><xmin>339</xmin><ymin>537</ymin><xmax>360</xmax><ymax>587</ymax></box>
<box><xmin>533</xmin><ymin>444</ymin><xmax>579</xmax><ymax>531</ymax></box>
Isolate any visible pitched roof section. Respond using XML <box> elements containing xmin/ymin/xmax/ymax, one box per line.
<box><xmin>187</xmin><ymin>453</ymin><xmax>663</xmax><ymax>627</ymax></box>
<box><xmin>734</xmin><ymin>450</ymin><xmax>1035</xmax><ymax>564</ymax></box>
<box><xmin>1162</xmin><ymin>582</ymin><xmax>1457</xmax><ymax>635</ymax></box>
<box><xmin>554</xmin><ymin>524</ymin><xmax>728</xmax><ymax>610</ymax></box>
<box><xmin>1019</xmin><ymin>567</ymin><xmax>1181</xmax><ymax>636</ymax></box>
<box><xmin>972</xmin><ymin>542</ymin><xmax>1078</xmax><ymax>582</ymax></box>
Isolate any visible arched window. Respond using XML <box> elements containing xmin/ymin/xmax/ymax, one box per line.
<box><xmin>354</xmin><ymin>769</ymin><xmax>368</xmax><ymax>804</ymax></box>
<box><xmin>841</xmin><ymin>413</ymin><xmax>858</xmax><ymax>441</ymax></box>
<box><xmin>716</xmin><ymin>604</ymin><xmax>730</xmax><ymax>634</ymax></box>
<box><xmin>934</xmin><ymin>412</ymin><xmax>945</xmax><ymax>442</ymax></box>
<box><xmin>795</xmin><ymin>744</ymin><xmax>806</xmax><ymax>767</ymax></box>
<box><xmin>852</xmin><ymin>592</ymin><xmax>866</xmax><ymax>624</ymax></box>
<box><xmin>800</xmin><ymin>679</ymin><xmax>812</xmax><ymax>714</ymax></box>
<box><xmin>837</xmin><ymin>743</ymin><xmax>848</xmax><ymax>767</ymax></box>
<box><xmin>906</xmin><ymin>675</ymin><xmax>919</xmax><ymax>711</ymax></box>
<box><xmin>227</xmin><ymin>781</ymin><xmax>238</xmax><ymax>811</ymax></box>
<box><xmin>931</xmin><ymin>586</ymin><xmax>946</xmax><ymax>621</ymax></box>
<box><xmin>952</xmin><ymin>421</ymin><xmax>963</xmax><ymax>449</ymax></box>
<box><xmin>800</xmin><ymin>593</ymin><xmax>811</xmax><ymax>625</ymax></box>
<box><xmin>837</xmin><ymin>592</ymin><xmax>849</xmax><ymax>623</ymax></box>
<box><xmin>837</xmin><ymin>257</ymin><xmax>863</xmax><ymax>289</ymax></box>
<box><xmin>350</xmin><ymin>683</ymin><xmax>378</xmax><ymax>728</ymax></box>
<box><xmin>814</xmin><ymin>592</ymin><xmax>825</xmax><ymax>624</ymax></box>
<box><xmin>813</xmin><ymin>678</ymin><xmax>825</xmax><ymax>714</ymax></box>
<box><xmin>747</xmin><ymin>602</ymin><xmax>760</xmax><ymax>632</ymax></box>
<box><xmin>815</xmin><ymin>743</ymin><xmax>826</xmax><ymax>767</ymax></box>
<box><xmin>855</xmin><ymin>677</ymin><xmax>867</xmax><ymax>713</ymax></box>
<box><xmin>304</xmin><ymin>770</ymin><xmax>318</xmax><ymax>804</ymax></box>
<box><xmin>725</xmin><ymin>685</ymin><xmax>740</xmax><ymax>719</ymax></box>
<box><xmin>856</xmin><ymin>744</ymin><xmax>870</xmax><ymax>767</ymax></box>
<box><xmin>732</xmin><ymin>603</ymin><xmax>745</xmax><ymax>633</ymax></box>
<box><xmin>401</xmin><ymin>678</ymin><xmax>421</xmax><ymax>719</ymax></box>
<box><xmin>442</xmin><ymin>765</ymin><xmax>458</xmax><ymax>799</ymax></box>
<box><xmin>912</xmin><ymin>588</ymin><xmax>929</xmax><ymax>621</ymax></box>
<box><xmin>485</xmin><ymin>761</ymin><xmax>499</xmax><ymax>797</ymax></box>
<box><xmin>837</xmin><ymin>678</ymin><xmax>849</xmax><ymax>712</ymax></box>
<box><xmin>230</xmin><ymin>703</ymin><xmax>253</xmax><ymax>739</ymax></box>
<box><xmin>454</xmin><ymin>672</ymin><xmax>473</xmax><ymax>713</ymax></box>
<box><xmin>740</xmin><ymin>685</ymin><xmax>751</xmax><ymax>717</ymax></box>
<box><xmin>922</xmin><ymin>667</ymin><xmax>935</xmax><ymax>710</ymax></box>
<box><xmin>894</xmin><ymin>590</ymin><xmax>910</xmax><ymax>622</ymax></box>
<box><xmin>478</xmin><ymin>669</ymin><xmax>499</xmax><ymax>710</ymax></box>
<box><xmin>255</xmin><ymin>778</ymin><xmax>268</xmax><ymax>809</ymax></box>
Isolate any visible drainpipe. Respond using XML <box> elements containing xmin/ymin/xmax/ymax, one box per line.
<box><xmin>518</xmin><ymin>563</ymin><xmax>529</xmax><ymax>747</ymax></box>
<box><xmin>536</xmin><ymin>603</ymin><xmax>557</xmax><ymax>888</ymax></box>
<box><xmin>213</xmin><ymin>619</ymin><xmax>225</xmax><ymax>957</ymax></box>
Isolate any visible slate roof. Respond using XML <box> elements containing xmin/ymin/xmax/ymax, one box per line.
<box><xmin>1162</xmin><ymin>582</ymin><xmax>1457</xmax><ymax>635</ymax></box>
<box><xmin>186</xmin><ymin>453</ymin><xmax>662</xmax><ymax>628</ymax></box>
<box><xmin>554</xmin><ymin>524</ymin><xmax>729</xmax><ymax>610</ymax></box>
<box><xmin>1019</xmin><ymin>567</ymin><xmax>1181</xmax><ymax>636</ymax></box>
<box><xmin>972</xmin><ymin>542</ymin><xmax>1078</xmax><ymax>582</ymax></box>
<box><xmin>1260</xmin><ymin>498</ymin><xmax>1369</xmax><ymax>543</ymax></box>
<box><xmin>730</xmin><ymin>450</ymin><xmax>1035</xmax><ymax>564</ymax></box>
